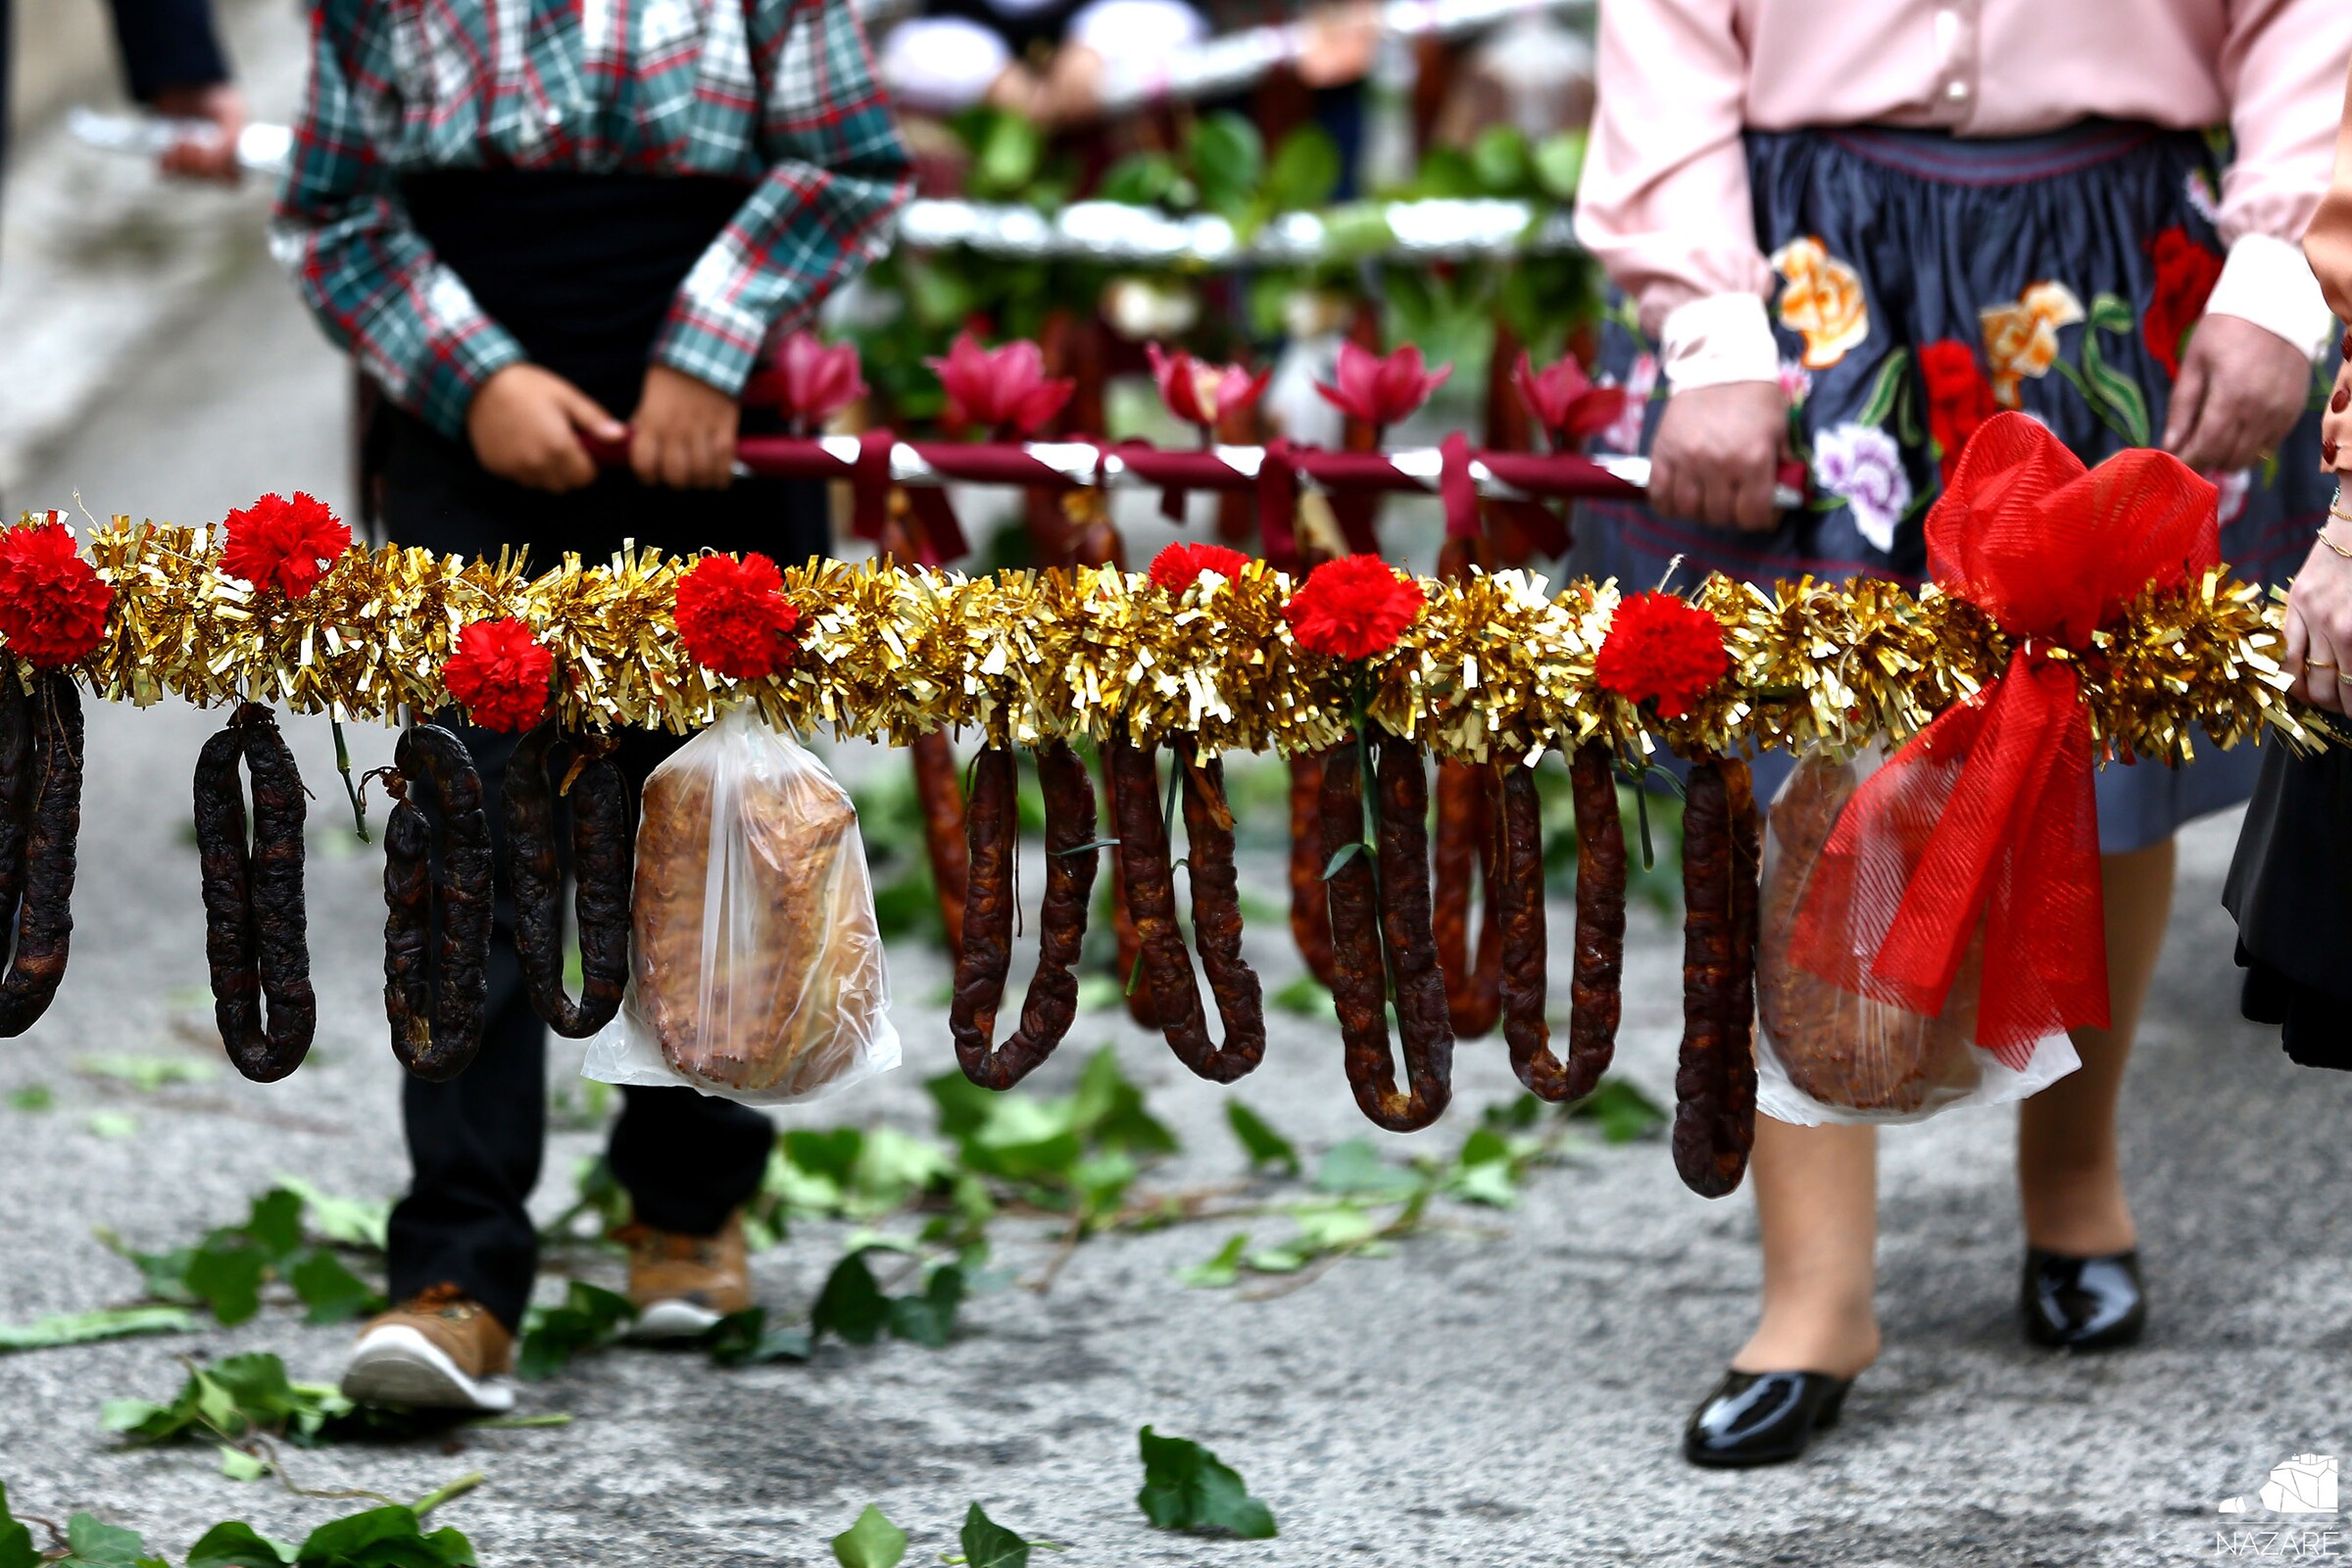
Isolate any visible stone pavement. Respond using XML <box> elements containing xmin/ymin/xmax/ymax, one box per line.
<box><xmin>2</xmin><ymin>249</ymin><xmax>2349</xmax><ymax>1568</ymax></box>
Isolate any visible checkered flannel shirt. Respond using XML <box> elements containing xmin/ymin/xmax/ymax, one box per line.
<box><xmin>270</xmin><ymin>0</ymin><xmax>912</xmax><ymax>441</ymax></box>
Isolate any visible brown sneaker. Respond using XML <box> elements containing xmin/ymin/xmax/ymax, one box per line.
<box><xmin>341</xmin><ymin>1284</ymin><xmax>516</xmax><ymax>1412</ymax></box>
<box><xmin>617</xmin><ymin>1213</ymin><xmax>754</xmax><ymax>1340</ymax></box>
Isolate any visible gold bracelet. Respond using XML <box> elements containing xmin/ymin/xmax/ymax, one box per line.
<box><xmin>2321</xmin><ymin>523</ymin><xmax>2352</xmax><ymax>562</ymax></box>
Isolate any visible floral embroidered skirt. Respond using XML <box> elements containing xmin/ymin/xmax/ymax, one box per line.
<box><xmin>1577</xmin><ymin>120</ymin><xmax>2337</xmax><ymax>854</ymax></box>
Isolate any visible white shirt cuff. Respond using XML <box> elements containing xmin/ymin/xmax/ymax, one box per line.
<box><xmin>2205</xmin><ymin>233</ymin><xmax>2337</xmax><ymax>361</ymax></box>
<box><xmin>1659</xmin><ymin>292</ymin><xmax>1782</xmax><ymax>391</ymax></box>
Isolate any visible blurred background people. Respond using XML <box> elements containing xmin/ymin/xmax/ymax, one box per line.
<box><xmin>1</xmin><ymin>0</ymin><xmax>245</xmax><ymax>184</ymax></box>
<box><xmin>271</xmin><ymin>0</ymin><xmax>909</xmax><ymax>1411</ymax></box>
<box><xmin>1574</xmin><ymin>0</ymin><xmax>2352</xmax><ymax>1468</ymax></box>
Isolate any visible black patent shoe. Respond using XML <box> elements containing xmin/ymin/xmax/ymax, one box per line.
<box><xmin>2022</xmin><ymin>1248</ymin><xmax>2145</xmax><ymax>1350</ymax></box>
<box><xmin>1683</xmin><ymin>1370</ymin><xmax>1851</xmax><ymax>1468</ymax></box>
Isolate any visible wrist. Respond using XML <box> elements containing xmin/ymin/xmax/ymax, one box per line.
<box><xmin>1659</xmin><ymin>293</ymin><xmax>1782</xmax><ymax>392</ymax></box>
<box><xmin>2206</xmin><ymin>234</ymin><xmax>2335</xmax><ymax>362</ymax></box>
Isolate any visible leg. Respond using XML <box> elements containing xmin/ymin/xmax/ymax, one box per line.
<box><xmin>2017</xmin><ymin>837</ymin><xmax>2176</xmax><ymax>1255</ymax></box>
<box><xmin>607</xmin><ymin>1087</ymin><xmax>776</xmax><ymax>1236</ymax></box>
<box><xmin>1730</xmin><ymin>1116</ymin><xmax>1882</xmax><ymax>1378</ymax></box>
<box><xmin>384</xmin><ymin>723</ymin><xmax>544</xmax><ymax>1332</ymax></box>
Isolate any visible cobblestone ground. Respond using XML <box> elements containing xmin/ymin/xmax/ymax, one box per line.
<box><xmin>2</xmin><ymin>246</ymin><xmax>2348</xmax><ymax>1568</ymax></box>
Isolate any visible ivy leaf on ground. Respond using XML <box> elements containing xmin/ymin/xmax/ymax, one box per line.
<box><xmin>0</xmin><ymin>1304</ymin><xmax>196</xmax><ymax>1353</ymax></box>
<box><xmin>516</xmin><ymin>1282</ymin><xmax>637</xmax><ymax>1382</ymax></box>
<box><xmin>0</xmin><ymin>1485</ymin><xmax>40</xmax><ymax>1568</ymax></box>
<box><xmin>269</xmin><ymin>1178</ymin><xmax>390</xmax><ymax>1252</ymax></box>
<box><xmin>1312</xmin><ymin>1139</ymin><xmax>1421</xmax><ymax>1199</ymax></box>
<box><xmin>830</xmin><ymin>1505</ymin><xmax>907</xmax><ymax>1568</ymax></box>
<box><xmin>218</xmin><ymin>1445</ymin><xmax>272</xmax><ymax>1482</ymax></box>
<box><xmin>1135</xmin><ymin>1427</ymin><xmax>1278</xmax><ymax>1539</ymax></box>
<box><xmin>1268</xmin><ymin>974</ymin><xmax>1336</xmax><ymax>1021</ymax></box>
<box><xmin>8</xmin><ymin>1085</ymin><xmax>51</xmax><ymax>1111</ymax></box>
<box><xmin>1069</xmin><ymin>1049</ymin><xmax>1177</xmax><ymax>1157</ymax></box>
<box><xmin>1568</xmin><ymin>1079</ymin><xmax>1667</xmax><ymax>1144</ymax></box>
<box><xmin>1445</xmin><ymin>1128</ymin><xmax>1523</xmax><ymax>1209</ymax></box>
<box><xmin>184</xmin><ymin>1522</ymin><xmax>298</xmax><ymax>1568</ymax></box>
<box><xmin>1177</xmin><ymin>1234</ymin><xmax>1250</xmax><ymax>1289</ymax></box>
<box><xmin>957</xmin><ymin>1503</ymin><xmax>1032</xmax><ymax>1568</ymax></box>
<box><xmin>294</xmin><ymin>1506</ymin><xmax>475</xmax><ymax>1568</ymax></box>
<box><xmin>57</xmin><ymin>1514</ymin><xmax>168</xmax><ymax>1568</ymax></box>
<box><xmin>884</xmin><ymin>1265</ymin><xmax>966</xmax><ymax>1349</ymax></box>
<box><xmin>702</xmin><ymin>1308</ymin><xmax>811</xmax><ymax>1367</ymax></box>
<box><xmin>811</xmin><ymin>1252</ymin><xmax>890</xmax><ymax>1346</ymax></box>
<box><xmin>74</xmin><ymin>1054</ymin><xmax>218</xmax><ymax>1093</ymax></box>
<box><xmin>285</xmin><ymin>1252</ymin><xmax>380</xmax><ymax>1326</ymax></box>
<box><xmin>1225</xmin><ymin>1102</ymin><xmax>1298</xmax><ymax>1176</ymax></box>
<box><xmin>103</xmin><ymin>1351</ymin><xmax>353</xmax><ymax>1447</ymax></box>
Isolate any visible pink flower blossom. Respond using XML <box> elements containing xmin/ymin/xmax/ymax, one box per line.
<box><xmin>768</xmin><ymin>330</ymin><xmax>866</xmax><ymax>431</ymax></box>
<box><xmin>1511</xmin><ymin>352</ymin><xmax>1626</xmax><ymax>449</ymax></box>
<box><xmin>1147</xmin><ymin>343</ymin><xmax>1271</xmax><ymax>430</ymax></box>
<box><xmin>926</xmin><ymin>331</ymin><xmax>1074</xmax><ymax>438</ymax></box>
<box><xmin>1314</xmin><ymin>340</ymin><xmax>1451</xmax><ymax>428</ymax></box>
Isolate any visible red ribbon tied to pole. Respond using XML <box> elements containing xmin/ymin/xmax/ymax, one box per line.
<box><xmin>1788</xmin><ymin>413</ymin><xmax>2219</xmax><ymax>1065</ymax></box>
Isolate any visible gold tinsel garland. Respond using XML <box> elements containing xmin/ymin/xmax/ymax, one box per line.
<box><xmin>50</xmin><ymin>516</ymin><xmax>2306</xmax><ymax>762</ymax></box>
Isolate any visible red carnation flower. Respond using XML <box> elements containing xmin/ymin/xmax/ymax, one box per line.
<box><xmin>0</xmin><ymin>517</ymin><xmax>111</xmax><ymax>668</ymax></box>
<box><xmin>1282</xmin><ymin>554</ymin><xmax>1425</xmax><ymax>662</ymax></box>
<box><xmin>1593</xmin><ymin>592</ymin><xmax>1730</xmax><ymax>718</ymax></box>
<box><xmin>219</xmin><ymin>491</ymin><xmax>352</xmax><ymax>600</ymax></box>
<box><xmin>674</xmin><ymin>552</ymin><xmax>803</xmax><ymax>680</ymax></box>
<box><xmin>442</xmin><ymin>617</ymin><xmax>554</xmax><ymax>733</ymax></box>
<box><xmin>1150</xmin><ymin>541</ymin><xmax>1252</xmax><ymax>593</ymax></box>
<box><xmin>2143</xmin><ymin>226</ymin><xmax>2224</xmax><ymax>380</ymax></box>
<box><xmin>1917</xmin><ymin>340</ymin><xmax>1999</xmax><ymax>485</ymax></box>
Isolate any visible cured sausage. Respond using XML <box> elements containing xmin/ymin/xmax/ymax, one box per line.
<box><xmin>0</xmin><ymin>675</ymin><xmax>82</xmax><ymax>1037</ymax></box>
<box><xmin>1432</xmin><ymin>758</ymin><xmax>1503</xmax><ymax>1037</ymax></box>
<box><xmin>1495</xmin><ymin>760</ymin><xmax>1563</xmax><ymax>1099</ymax></box>
<box><xmin>193</xmin><ymin>704</ymin><xmax>315</xmax><ymax>1081</ymax></box>
<box><xmin>382</xmin><ymin>723</ymin><xmax>493</xmax><ymax>1083</ymax></box>
<box><xmin>1567</xmin><ymin>742</ymin><xmax>1628</xmax><ymax>1098</ymax></box>
<box><xmin>1110</xmin><ymin>736</ymin><xmax>1263</xmax><ymax>1081</ymax></box>
<box><xmin>908</xmin><ymin>729</ymin><xmax>969</xmax><ymax>956</ymax></box>
<box><xmin>1287</xmin><ymin>752</ymin><xmax>1337</xmax><ymax>987</ymax></box>
<box><xmin>952</xmin><ymin>741</ymin><xmax>1100</xmax><ymax>1088</ymax></box>
<box><xmin>1321</xmin><ymin>732</ymin><xmax>1450</xmax><ymax>1131</ymax></box>
<box><xmin>504</xmin><ymin>722</ymin><xmax>631</xmax><ymax>1039</ymax></box>
<box><xmin>1673</xmin><ymin>756</ymin><xmax>1752</xmax><ymax>1198</ymax></box>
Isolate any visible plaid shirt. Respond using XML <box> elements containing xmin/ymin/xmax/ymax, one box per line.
<box><xmin>270</xmin><ymin>0</ymin><xmax>911</xmax><ymax>441</ymax></box>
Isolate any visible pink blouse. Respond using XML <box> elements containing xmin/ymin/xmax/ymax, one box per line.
<box><xmin>1576</xmin><ymin>0</ymin><xmax>2352</xmax><ymax>389</ymax></box>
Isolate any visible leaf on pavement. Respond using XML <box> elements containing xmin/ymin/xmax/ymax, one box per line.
<box><xmin>1136</xmin><ymin>1426</ymin><xmax>1278</xmax><ymax>1539</ymax></box>
<box><xmin>830</xmin><ymin>1505</ymin><xmax>907</xmax><ymax>1568</ymax></box>
<box><xmin>1224</xmin><ymin>1102</ymin><xmax>1298</xmax><ymax>1176</ymax></box>
<box><xmin>0</xmin><ymin>1304</ymin><xmax>196</xmax><ymax>1353</ymax></box>
<box><xmin>957</xmin><ymin>1503</ymin><xmax>1031</xmax><ymax>1568</ymax></box>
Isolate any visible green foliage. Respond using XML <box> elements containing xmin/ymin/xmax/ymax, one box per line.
<box><xmin>102</xmin><ymin>1352</ymin><xmax>359</xmax><ymax>1450</ymax></box>
<box><xmin>1268</xmin><ymin>973</ymin><xmax>1337</xmax><ymax>1022</ymax></box>
<box><xmin>0</xmin><ymin>1487</ymin><xmax>38</xmax><ymax>1568</ymax></box>
<box><xmin>923</xmin><ymin>1047</ymin><xmax>1175</xmax><ymax>1226</ymax></box>
<box><xmin>0</xmin><ymin>1305</ymin><xmax>196</xmax><ymax>1354</ymax></box>
<box><xmin>810</xmin><ymin>1252</ymin><xmax>967</xmax><ymax>1349</ymax></box>
<box><xmin>1533</xmin><ymin>758</ymin><xmax>1684</xmax><ymax>910</ymax></box>
<box><xmin>702</xmin><ymin>1307</ymin><xmax>812</xmax><ymax>1367</ymax></box>
<box><xmin>956</xmin><ymin>1504</ymin><xmax>1034</xmax><ymax>1568</ymax></box>
<box><xmin>74</xmin><ymin>1054</ymin><xmax>217</xmax><ymax>1093</ymax></box>
<box><xmin>515</xmin><ymin>1282</ymin><xmax>637</xmax><ymax>1383</ymax></box>
<box><xmin>1225</xmin><ymin>1102</ymin><xmax>1298</xmax><ymax>1177</ymax></box>
<box><xmin>104</xmin><ymin>1189</ymin><xmax>385</xmax><ymax>1329</ymax></box>
<box><xmin>830</xmin><ymin>1506</ymin><xmax>907</xmax><ymax>1568</ymax></box>
<box><xmin>1135</xmin><ymin>1428</ymin><xmax>1278</xmax><ymax>1539</ymax></box>
<box><xmin>8</xmin><ymin>1085</ymin><xmax>52</xmax><ymax>1112</ymax></box>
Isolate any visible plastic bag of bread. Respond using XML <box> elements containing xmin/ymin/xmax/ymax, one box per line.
<box><xmin>1753</xmin><ymin>747</ymin><xmax>2077</xmax><ymax>1125</ymax></box>
<box><xmin>582</xmin><ymin>705</ymin><xmax>899</xmax><ymax>1103</ymax></box>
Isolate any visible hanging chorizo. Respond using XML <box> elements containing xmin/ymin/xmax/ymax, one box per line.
<box><xmin>908</xmin><ymin>728</ymin><xmax>969</xmax><ymax>956</ymax></box>
<box><xmin>1110</xmin><ymin>736</ymin><xmax>1263</xmax><ymax>1082</ymax></box>
<box><xmin>1287</xmin><ymin>751</ymin><xmax>1337</xmax><ymax>987</ymax></box>
<box><xmin>1674</xmin><ymin>757</ymin><xmax>1749</xmax><ymax>1198</ymax></box>
<box><xmin>504</xmin><ymin>721</ymin><xmax>631</xmax><ymax>1039</ymax></box>
<box><xmin>382</xmin><ymin>723</ymin><xmax>493</xmax><ymax>1083</ymax></box>
<box><xmin>0</xmin><ymin>675</ymin><xmax>82</xmax><ymax>1037</ymax></box>
<box><xmin>953</xmin><ymin>742</ymin><xmax>1101</xmax><ymax>1088</ymax></box>
<box><xmin>193</xmin><ymin>704</ymin><xmax>316</xmax><ymax>1081</ymax></box>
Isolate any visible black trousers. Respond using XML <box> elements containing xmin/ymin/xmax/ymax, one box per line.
<box><xmin>378</xmin><ymin>406</ymin><xmax>831</xmax><ymax>1331</ymax></box>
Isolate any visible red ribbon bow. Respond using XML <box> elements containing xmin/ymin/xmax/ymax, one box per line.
<box><xmin>1788</xmin><ymin>413</ymin><xmax>2218</xmax><ymax>1064</ymax></box>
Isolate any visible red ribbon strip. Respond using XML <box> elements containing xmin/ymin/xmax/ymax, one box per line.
<box><xmin>1787</xmin><ymin>413</ymin><xmax>2218</xmax><ymax>1064</ymax></box>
